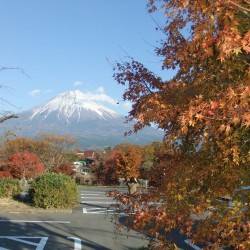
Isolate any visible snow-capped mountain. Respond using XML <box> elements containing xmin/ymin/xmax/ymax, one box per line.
<box><xmin>29</xmin><ymin>90</ymin><xmax>121</xmax><ymax>123</ymax></box>
<box><xmin>1</xmin><ymin>90</ymin><xmax>164</xmax><ymax>148</ymax></box>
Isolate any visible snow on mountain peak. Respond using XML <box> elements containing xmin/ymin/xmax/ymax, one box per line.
<box><xmin>29</xmin><ymin>90</ymin><xmax>121</xmax><ymax>122</ymax></box>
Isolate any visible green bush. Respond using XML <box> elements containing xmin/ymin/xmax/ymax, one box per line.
<box><xmin>28</xmin><ymin>172</ymin><xmax>78</xmax><ymax>209</ymax></box>
<box><xmin>0</xmin><ymin>178</ymin><xmax>22</xmax><ymax>198</ymax></box>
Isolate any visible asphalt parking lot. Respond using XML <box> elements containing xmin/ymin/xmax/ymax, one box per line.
<box><xmin>0</xmin><ymin>186</ymin><xmax>148</xmax><ymax>250</ymax></box>
<box><xmin>0</xmin><ymin>186</ymin><xmax>200</xmax><ymax>249</ymax></box>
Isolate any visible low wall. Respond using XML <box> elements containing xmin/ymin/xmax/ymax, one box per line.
<box><xmin>75</xmin><ymin>174</ymin><xmax>97</xmax><ymax>186</ymax></box>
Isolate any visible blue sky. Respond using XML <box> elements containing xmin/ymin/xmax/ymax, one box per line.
<box><xmin>0</xmin><ymin>0</ymin><xmax>169</xmax><ymax>115</ymax></box>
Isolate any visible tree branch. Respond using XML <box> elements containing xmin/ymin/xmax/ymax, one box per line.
<box><xmin>229</xmin><ymin>0</ymin><xmax>250</xmax><ymax>13</ymax></box>
<box><xmin>0</xmin><ymin>66</ymin><xmax>30</xmax><ymax>78</ymax></box>
<box><xmin>0</xmin><ymin>114</ymin><xmax>18</xmax><ymax>123</ymax></box>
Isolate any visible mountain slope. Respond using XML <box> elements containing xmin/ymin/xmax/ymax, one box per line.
<box><xmin>1</xmin><ymin>90</ymin><xmax>164</xmax><ymax>148</ymax></box>
<box><xmin>29</xmin><ymin>90</ymin><xmax>121</xmax><ymax>122</ymax></box>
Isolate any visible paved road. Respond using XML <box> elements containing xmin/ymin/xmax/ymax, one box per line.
<box><xmin>0</xmin><ymin>186</ymin><xmax>148</xmax><ymax>250</ymax></box>
<box><xmin>79</xmin><ymin>187</ymin><xmax>126</xmax><ymax>215</ymax></box>
<box><xmin>78</xmin><ymin>187</ymin><xmax>206</xmax><ymax>250</ymax></box>
<box><xmin>0</xmin><ymin>186</ymin><xmax>202</xmax><ymax>249</ymax></box>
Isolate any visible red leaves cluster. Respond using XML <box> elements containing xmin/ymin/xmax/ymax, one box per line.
<box><xmin>54</xmin><ymin>162</ymin><xmax>75</xmax><ymax>176</ymax></box>
<box><xmin>6</xmin><ymin>150</ymin><xmax>45</xmax><ymax>179</ymax></box>
<box><xmin>242</xmin><ymin>30</ymin><xmax>250</xmax><ymax>53</ymax></box>
<box><xmin>0</xmin><ymin>135</ymin><xmax>77</xmax><ymax>173</ymax></box>
<box><xmin>0</xmin><ymin>170</ymin><xmax>13</xmax><ymax>179</ymax></box>
<box><xmin>179</xmin><ymin>84</ymin><xmax>249</xmax><ymax>166</ymax></box>
<box><xmin>112</xmin><ymin>0</ymin><xmax>250</xmax><ymax>248</ymax></box>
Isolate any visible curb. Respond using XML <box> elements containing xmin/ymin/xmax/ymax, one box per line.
<box><xmin>0</xmin><ymin>208</ymin><xmax>73</xmax><ymax>214</ymax></box>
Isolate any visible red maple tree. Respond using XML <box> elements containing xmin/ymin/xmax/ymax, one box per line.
<box><xmin>6</xmin><ymin>150</ymin><xmax>45</xmax><ymax>179</ymax></box>
<box><xmin>111</xmin><ymin>0</ymin><xmax>250</xmax><ymax>248</ymax></box>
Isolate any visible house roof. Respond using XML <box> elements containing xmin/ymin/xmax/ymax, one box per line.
<box><xmin>76</xmin><ymin>150</ymin><xmax>96</xmax><ymax>158</ymax></box>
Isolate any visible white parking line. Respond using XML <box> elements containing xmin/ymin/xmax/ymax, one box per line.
<box><xmin>86</xmin><ymin>208</ymin><xmax>103</xmax><ymax>211</ymax></box>
<box><xmin>67</xmin><ymin>237</ymin><xmax>82</xmax><ymax>250</ymax></box>
<box><xmin>80</xmin><ymin>191</ymin><xmax>106</xmax><ymax>194</ymax></box>
<box><xmin>82</xmin><ymin>207</ymin><xmax>126</xmax><ymax>214</ymax></box>
<box><xmin>0</xmin><ymin>237</ymin><xmax>48</xmax><ymax>250</ymax></box>
<box><xmin>80</xmin><ymin>194</ymin><xmax>104</xmax><ymax>195</ymax></box>
<box><xmin>81</xmin><ymin>196</ymin><xmax>111</xmax><ymax>199</ymax></box>
<box><xmin>0</xmin><ymin>220</ymin><xmax>70</xmax><ymax>223</ymax></box>
<box><xmin>81</xmin><ymin>201</ymin><xmax>116</xmax><ymax>204</ymax></box>
<box><xmin>184</xmin><ymin>239</ymin><xmax>201</xmax><ymax>250</ymax></box>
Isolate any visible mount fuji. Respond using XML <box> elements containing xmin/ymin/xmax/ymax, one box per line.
<box><xmin>1</xmin><ymin>90</ymin><xmax>164</xmax><ymax>148</ymax></box>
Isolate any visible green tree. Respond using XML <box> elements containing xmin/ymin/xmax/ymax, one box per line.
<box><xmin>28</xmin><ymin>172</ymin><xmax>78</xmax><ymax>209</ymax></box>
<box><xmin>140</xmin><ymin>141</ymin><xmax>162</xmax><ymax>179</ymax></box>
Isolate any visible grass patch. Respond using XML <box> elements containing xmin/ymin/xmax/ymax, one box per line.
<box><xmin>0</xmin><ymin>197</ymin><xmax>33</xmax><ymax>209</ymax></box>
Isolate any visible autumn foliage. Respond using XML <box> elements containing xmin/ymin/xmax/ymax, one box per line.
<box><xmin>0</xmin><ymin>170</ymin><xmax>13</xmax><ymax>179</ymax></box>
<box><xmin>101</xmin><ymin>153</ymin><xmax>120</xmax><ymax>185</ymax></box>
<box><xmin>54</xmin><ymin>162</ymin><xmax>75</xmax><ymax>176</ymax></box>
<box><xmin>0</xmin><ymin>134</ymin><xmax>77</xmax><ymax>175</ymax></box>
<box><xmin>112</xmin><ymin>0</ymin><xmax>250</xmax><ymax>249</ymax></box>
<box><xmin>6</xmin><ymin>150</ymin><xmax>45</xmax><ymax>179</ymax></box>
<box><xmin>92</xmin><ymin>144</ymin><xmax>143</xmax><ymax>185</ymax></box>
<box><xmin>112</xmin><ymin>143</ymin><xmax>143</xmax><ymax>179</ymax></box>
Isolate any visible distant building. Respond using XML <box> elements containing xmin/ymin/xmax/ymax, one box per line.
<box><xmin>73</xmin><ymin>161</ymin><xmax>83</xmax><ymax>173</ymax></box>
<box><xmin>74</xmin><ymin>150</ymin><xmax>98</xmax><ymax>185</ymax></box>
<box><xmin>76</xmin><ymin>150</ymin><xmax>96</xmax><ymax>159</ymax></box>
<box><xmin>75</xmin><ymin>150</ymin><xmax>97</xmax><ymax>174</ymax></box>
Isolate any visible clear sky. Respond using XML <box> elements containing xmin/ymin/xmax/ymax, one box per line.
<box><xmin>0</xmin><ymin>0</ymin><xmax>169</xmax><ymax>115</ymax></box>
